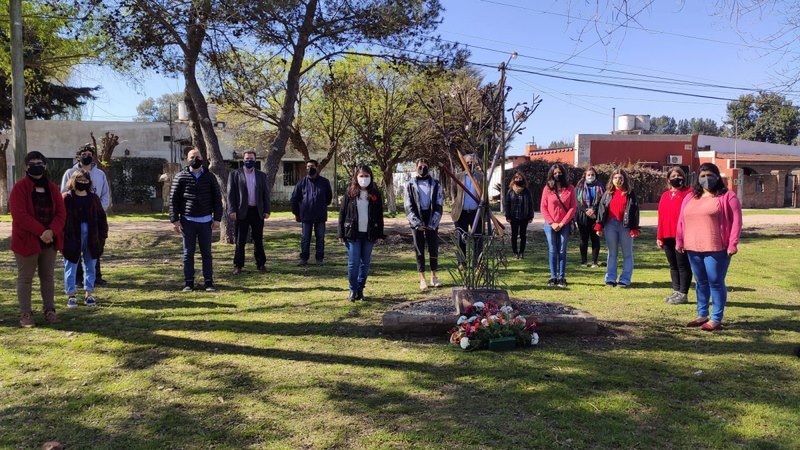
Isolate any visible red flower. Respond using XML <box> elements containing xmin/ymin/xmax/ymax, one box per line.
<box><xmin>368</xmin><ymin>194</ymin><xmax>378</xmax><ymax>202</ymax></box>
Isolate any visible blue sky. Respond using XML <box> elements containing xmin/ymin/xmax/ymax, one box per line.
<box><xmin>73</xmin><ymin>0</ymin><xmax>797</xmax><ymax>156</ymax></box>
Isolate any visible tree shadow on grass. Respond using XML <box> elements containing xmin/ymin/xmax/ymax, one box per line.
<box><xmin>727</xmin><ymin>301</ymin><xmax>800</xmax><ymax>311</ymax></box>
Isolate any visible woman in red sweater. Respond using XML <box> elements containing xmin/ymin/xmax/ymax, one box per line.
<box><xmin>540</xmin><ymin>163</ymin><xmax>577</xmax><ymax>288</ymax></box>
<box><xmin>656</xmin><ymin>166</ymin><xmax>693</xmax><ymax>304</ymax></box>
<box><xmin>10</xmin><ymin>151</ymin><xmax>67</xmax><ymax>328</ymax></box>
<box><xmin>594</xmin><ymin>168</ymin><xmax>640</xmax><ymax>287</ymax></box>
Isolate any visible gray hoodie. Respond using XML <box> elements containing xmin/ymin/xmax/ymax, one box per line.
<box><xmin>61</xmin><ymin>162</ymin><xmax>112</xmax><ymax>210</ymax></box>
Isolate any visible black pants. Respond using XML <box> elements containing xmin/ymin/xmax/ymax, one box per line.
<box><xmin>662</xmin><ymin>237</ymin><xmax>692</xmax><ymax>294</ymax></box>
<box><xmin>455</xmin><ymin>209</ymin><xmax>484</xmax><ymax>261</ymax></box>
<box><xmin>578</xmin><ymin>220</ymin><xmax>600</xmax><ymax>264</ymax></box>
<box><xmin>234</xmin><ymin>206</ymin><xmax>266</xmax><ymax>268</ymax></box>
<box><xmin>412</xmin><ymin>210</ymin><xmax>439</xmax><ymax>272</ymax></box>
<box><xmin>508</xmin><ymin>218</ymin><xmax>529</xmax><ymax>255</ymax></box>
<box><xmin>76</xmin><ymin>239</ymin><xmax>104</xmax><ymax>283</ymax></box>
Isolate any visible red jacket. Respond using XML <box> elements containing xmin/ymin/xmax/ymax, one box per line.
<box><xmin>656</xmin><ymin>187</ymin><xmax>691</xmax><ymax>240</ymax></box>
<box><xmin>10</xmin><ymin>176</ymin><xmax>66</xmax><ymax>256</ymax></box>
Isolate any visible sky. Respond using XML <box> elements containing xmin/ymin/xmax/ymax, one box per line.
<box><xmin>71</xmin><ymin>0</ymin><xmax>799</xmax><ymax>156</ymax></box>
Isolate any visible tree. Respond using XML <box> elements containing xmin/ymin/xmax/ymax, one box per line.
<box><xmin>547</xmin><ymin>140</ymin><xmax>574</xmax><ymax>148</ymax></box>
<box><xmin>725</xmin><ymin>92</ymin><xmax>800</xmax><ymax>144</ymax></box>
<box><xmin>649</xmin><ymin>115</ymin><xmax>678</xmax><ymax>134</ymax></box>
<box><xmin>134</xmin><ymin>92</ymin><xmax>184</xmax><ymax>122</ymax></box>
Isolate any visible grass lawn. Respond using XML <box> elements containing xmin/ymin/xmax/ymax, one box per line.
<box><xmin>1</xmin><ymin>222</ymin><xmax>799</xmax><ymax>449</ymax></box>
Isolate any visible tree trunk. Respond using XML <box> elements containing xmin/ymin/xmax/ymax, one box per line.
<box><xmin>184</xmin><ymin>92</ymin><xmax>207</xmax><ymax>160</ymax></box>
<box><xmin>264</xmin><ymin>0</ymin><xmax>318</xmax><ymax>191</ymax></box>
<box><xmin>382</xmin><ymin>166</ymin><xmax>396</xmax><ymax>214</ymax></box>
<box><xmin>0</xmin><ymin>139</ymin><xmax>9</xmax><ymax>214</ymax></box>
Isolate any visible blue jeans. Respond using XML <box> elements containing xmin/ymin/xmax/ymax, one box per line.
<box><xmin>300</xmin><ymin>221</ymin><xmax>326</xmax><ymax>262</ymax></box>
<box><xmin>64</xmin><ymin>222</ymin><xmax>96</xmax><ymax>295</ymax></box>
<box><xmin>687</xmin><ymin>250</ymin><xmax>731</xmax><ymax>323</ymax></box>
<box><xmin>543</xmin><ymin>223</ymin><xmax>570</xmax><ymax>279</ymax></box>
<box><xmin>345</xmin><ymin>236</ymin><xmax>374</xmax><ymax>292</ymax></box>
<box><xmin>604</xmin><ymin>218</ymin><xmax>634</xmax><ymax>285</ymax></box>
<box><xmin>182</xmin><ymin>219</ymin><xmax>213</xmax><ymax>284</ymax></box>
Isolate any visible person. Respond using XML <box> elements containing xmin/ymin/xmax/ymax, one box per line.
<box><xmin>676</xmin><ymin>163</ymin><xmax>742</xmax><ymax>331</ymax></box>
<box><xmin>169</xmin><ymin>148</ymin><xmax>223</xmax><ymax>292</ymax></box>
<box><xmin>503</xmin><ymin>170</ymin><xmax>534</xmax><ymax>259</ymax></box>
<box><xmin>575</xmin><ymin>167</ymin><xmax>605</xmax><ymax>267</ymax></box>
<box><xmin>656</xmin><ymin>166</ymin><xmax>693</xmax><ymax>304</ymax></box>
<box><xmin>227</xmin><ymin>150</ymin><xmax>271</xmax><ymax>274</ymax></box>
<box><xmin>62</xmin><ymin>170</ymin><xmax>108</xmax><ymax>308</ymax></box>
<box><xmin>450</xmin><ymin>153</ymin><xmax>484</xmax><ymax>264</ymax></box>
<box><xmin>540</xmin><ymin>163</ymin><xmax>577</xmax><ymax>288</ymax></box>
<box><xmin>290</xmin><ymin>159</ymin><xmax>333</xmax><ymax>266</ymax></box>
<box><xmin>594</xmin><ymin>168</ymin><xmax>640</xmax><ymax>288</ymax></box>
<box><xmin>404</xmin><ymin>158</ymin><xmax>444</xmax><ymax>290</ymax></box>
<box><xmin>338</xmin><ymin>165</ymin><xmax>385</xmax><ymax>302</ymax></box>
<box><xmin>10</xmin><ymin>151</ymin><xmax>67</xmax><ymax>327</ymax></box>
<box><xmin>60</xmin><ymin>143</ymin><xmax>111</xmax><ymax>286</ymax></box>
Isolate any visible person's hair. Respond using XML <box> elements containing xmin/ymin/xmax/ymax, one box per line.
<box><xmin>606</xmin><ymin>168</ymin><xmax>631</xmax><ymax>193</ymax></box>
<box><xmin>508</xmin><ymin>170</ymin><xmax>528</xmax><ymax>188</ymax></box>
<box><xmin>307</xmin><ymin>159</ymin><xmax>318</xmax><ymax>166</ymax></box>
<box><xmin>464</xmin><ymin>153</ymin><xmax>481</xmax><ymax>167</ymax></box>
<box><xmin>242</xmin><ymin>150</ymin><xmax>257</xmax><ymax>159</ymax></box>
<box><xmin>693</xmin><ymin>162</ymin><xmax>727</xmax><ymax>198</ymax></box>
<box><xmin>347</xmin><ymin>165</ymin><xmax>380</xmax><ymax>198</ymax></box>
<box><xmin>186</xmin><ymin>147</ymin><xmax>201</xmax><ymax>158</ymax></box>
<box><xmin>415</xmin><ymin>157</ymin><xmax>429</xmax><ymax>166</ymax></box>
<box><xmin>578</xmin><ymin>166</ymin><xmax>599</xmax><ymax>186</ymax></box>
<box><xmin>546</xmin><ymin>163</ymin><xmax>568</xmax><ymax>191</ymax></box>
<box><xmin>66</xmin><ymin>169</ymin><xmax>92</xmax><ymax>192</ymax></box>
<box><xmin>665</xmin><ymin>166</ymin><xmax>687</xmax><ymax>188</ymax></box>
<box><xmin>24</xmin><ymin>151</ymin><xmax>48</xmax><ymax>166</ymax></box>
<box><xmin>76</xmin><ymin>143</ymin><xmax>96</xmax><ymax>156</ymax></box>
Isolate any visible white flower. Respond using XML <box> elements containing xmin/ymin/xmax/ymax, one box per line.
<box><xmin>516</xmin><ymin>315</ymin><xmax>526</xmax><ymax>323</ymax></box>
<box><xmin>489</xmin><ymin>315</ymin><xmax>498</xmax><ymax>321</ymax></box>
<box><xmin>481</xmin><ymin>318</ymin><xmax>489</xmax><ymax>327</ymax></box>
<box><xmin>457</xmin><ymin>315</ymin><xmax>468</xmax><ymax>325</ymax></box>
<box><xmin>473</xmin><ymin>301</ymin><xmax>485</xmax><ymax>309</ymax></box>
<box><xmin>531</xmin><ymin>332</ymin><xmax>540</xmax><ymax>346</ymax></box>
<box><xmin>468</xmin><ymin>316</ymin><xmax>478</xmax><ymax>323</ymax></box>
<box><xmin>460</xmin><ymin>337</ymin><xmax>470</xmax><ymax>349</ymax></box>
<box><xmin>500</xmin><ymin>305</ymin><xmax>513</xmax><ymax>314</ymax></box>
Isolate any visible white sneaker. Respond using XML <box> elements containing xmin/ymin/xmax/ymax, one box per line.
<box><xmin>431</xmin><ymin>275</ymin><xmax>442</xmax><ymax>288</ymax></box>
<box><xmin>420</xmin><ymin>279</ymin><xmax>428</xmax><ymax>290</ymax></box>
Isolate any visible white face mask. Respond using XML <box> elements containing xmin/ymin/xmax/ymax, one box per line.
<box><xmin>585</xmin><ymin>175</ymin><xmax>596</xmax><ymax>183</ymax></box>
<box><xmin>357</xmin><ymin>176</ymin><xmax>371</xmax><ymax>188</ymax></box>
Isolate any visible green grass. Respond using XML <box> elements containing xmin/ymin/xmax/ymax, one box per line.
<box><xmin>1</xmin><ymin>223</ymin><xmax>799</xmax><ymax>449</ymax></box>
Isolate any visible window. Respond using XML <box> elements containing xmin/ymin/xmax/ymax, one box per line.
<box><xmin>755</xmin><ymin>179</ymin><xmax>764</xmax><ymax>193</ymax></box>
<box><xmin>283</xmin><ymin>161</ymin><xmax>303</xmax><ymax>186</ymax></box>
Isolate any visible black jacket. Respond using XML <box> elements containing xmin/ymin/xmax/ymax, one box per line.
<box><xmin>291</xmin><ymin>176</ymin><xmax>333</xmax><ymax>223</ymax></box>
<box><xmin>169</xmin><ymin>167</ymin><xmax>223</xmax><ymax>223</ymax></box>
<box><xmin>338</xmin><ymin>191</ymin><xmax>386</xmax><ymax>241</ymax></box>
<box><xmin>595</xmin><ymin>189</ymin><xmax>640</xmax><ymax>231</ymax></box>
<box><xmin>227</xmin><ymin>168</ymin><xmax>271</xmax><ymax>219</ymax></box>
<box><xmin>504</xmin><ymin>187</ymin><xmax>534</xmax><ymax>222</ymax></box>
<box><xmin>575</xmin><ymin>181</ymin><xmax>604</xmax><ymax>227</ymax></box>
<box><xmin>62</xmin><ymin>192</ymin><xmax>108</xmax><ymax>263</ymax></box>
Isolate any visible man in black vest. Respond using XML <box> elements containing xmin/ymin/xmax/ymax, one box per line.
<box><xmin>227</xmin><ymin>150</ymin><xmax>271</xmax><ymax>274</ymax></box>
<box><xmin>169</xmin><ymin>148</ymin><xmax>223</xmax><ymax>292</ymax></box>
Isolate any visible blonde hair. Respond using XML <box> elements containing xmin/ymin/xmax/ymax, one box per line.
<box><xmin>66</xmin><ymin>169</ymin><xmax>92</xmax><ymax>192</ymax></box>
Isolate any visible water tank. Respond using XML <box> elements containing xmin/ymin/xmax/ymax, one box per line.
<box><xmin>618</xmin><ymin>114</ymin><xmax>636</xmax><ymax>131</ymax></box>
<box><xmin>177</xmin><ymin>101</ymin><xmax>189</xmax><ymax>121</ymax></box>
<box><xmin>635</xmin><ymin>114</ymin><xmax>651</xmax><ymax>131</ymax></box>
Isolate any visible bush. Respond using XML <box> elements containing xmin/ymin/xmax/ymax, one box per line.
<box><xmin>109</xmin><ymin>157</ymin><xmax>167</xmax><ymax>205</ymax></box>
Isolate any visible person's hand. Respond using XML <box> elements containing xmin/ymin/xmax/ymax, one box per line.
<box><xmin>656</xmin><ymin>239</ymin><xmax>663</xmax><ymax>248</ymax></box>
<box><xmin>586</xmin><ymin>208</ymin><xmax>595</xmax><ymax>218</ymax></box>
<box><xmin>40</xmin><ymin>229</ymin><xmax>53</xmax><ymax>243</ymax></box>
<box><xmin>229</xmin><ymin>212</ymin><xmax>237</xmax><ymax>221</ymax></box>
<box><xmin>263</xmin><ymin>213</ymin><xmax>270</xmax><ymax>220</ymax></box>
<box><xmin>676</xmin><ymin>246</ymin><xmax>684</xmax><ymax>253</ymax></box>
<box><xmin>338</xmin><ymin>237</ymin><xmax>345</xmax><ymax>244</ymax></box>
<box><xmin>596</xmin><ymin>230</ymin><xmax>603</xmax><ymax>237</ymax></box>
<box><xmin>376</xmin><ymin>238</ymin><xmax>385</xmax><ymax>244</ymax></box>
<box><xmin>728</xmin><ymin>248</ymin><xmax>738</xmax><ymax>257</ymax></box>
<box><xmin>528</xmin><ymin>218</ymin><xmax>533</xmax><ymax>223</ymax></box>
<box><xmin>630</xmin><ymin>229</ymin><xmax>640</xmax><ymax>238</ymax></box>
<box><xmin>551</xmin><ymin>223</ymin><xmax>560</xmax><ymax>232</ymax></box>
<box><xmin>211</xmin><ymin>221</ymin><xmax>220</xmax><ymax>231</ymax></box>
<box><xmin>294</xmin><ymin>215</ymin><xmax>300</xmax><ymax>222</ymax></box>
<box><xmin>173</xmin><ymin>221</ymin><xmax>182</xmax><ymax>234</ymax></box>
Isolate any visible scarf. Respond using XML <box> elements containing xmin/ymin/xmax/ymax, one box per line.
<box><xmin>511</xmin><ymin>184</ymin><xmax>524</xmax><ymax>194</ymax></box>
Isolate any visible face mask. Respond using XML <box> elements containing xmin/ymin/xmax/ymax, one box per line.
<box><xmin>699</xmin><ymin>175</ymin><xmax>718</xmax><ymax>190</ymax></box>
<box><xmin>357</xmin><ymin>177</ymin><xmax>371</xmax><ymax>188</ymax></box>
<box><xmin>613</xmin><ymin>179</ymin><xmax>623</xmax><ymax>188</ymax></box>
<box><xmin>514</xmin><ymin>179</ymin><xmax>524</xmax><ymax>186</ymax></box>
<box><xmin>555</xmin><ymin>174</ymin><xmax>565</xmax><ymax>183</ymax></box>
<box><xmin>244</xmin><ymin>160</ymin><xmax>256</xmax><ymax>169</ymax></box>
<box><xmin>75</xmin><ymin>181</ymin><xmax>90</xmax><ymax>192</ymax></box>
<box><xmin>669</xmin><ymin>177</ymin><xmax>684</xmax><ymax>188</ymax></box>
<box><xmin>80</xmin><ymin>155</ymin><xmax>93</xmax><ymax>166</ymax></box>
<box><xmin>189</xmin><ymin>158</ymin><xmax>203</xmax><ymax>169</ymax></box>
<box><xmin>27</xmin><ymin>165</ymin><xmax>46</xmax><ymax>177</ymax></box>
<box><xmin>418</xmin><ymin>166</ymin><xmax>429</xmax><ymax>177</ymax></box>
<box><xmin>585</xmin><ymin>175</ymin><xmax>596</xmax><ymax>184</ymax></box>
<box><xmin>308</xmin><ymin>167</ymin><xmax>317</xmax><ymax>176</ymax></box>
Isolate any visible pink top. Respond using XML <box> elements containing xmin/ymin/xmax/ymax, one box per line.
<box><xmin>682</xmin><ymin>196</ymin><xmax>724</xmax><ymax>252</ymax></box>
<box><xmin>676</xmin><ymin>191</ymin><xmax>742</xmax><ymax>254</ymax></box>
<box><xmin>540</xmin><ymin>185</ymin><xmax>577</xmax><ymax>224</ymax></box>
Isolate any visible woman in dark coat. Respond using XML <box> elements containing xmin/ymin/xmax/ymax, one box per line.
<box><xmin>504</xmin><ymin>170</ymin><xmax>534</xmax><ymax>259</ymax></box>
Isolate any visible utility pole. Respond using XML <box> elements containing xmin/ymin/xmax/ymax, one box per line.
<box><xmin>10</xmin><ymin>0</ymin><xmax>27</xmax><ymax>179</ymax></box>
<box><xmin>612</xmin><ymin>107</ymin><xmax>616</xmax><ymax>132</ymax></box>
<box><xmin>169</xmin><ymin>104</ymin><xmax>175</xmax><ymax>163</ymax></box>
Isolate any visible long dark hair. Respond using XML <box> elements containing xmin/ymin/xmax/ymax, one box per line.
<box><xmin>606</xmin><ymin>168</ymin><xmax>631</xmax><ymax>193</ymax></box>
<box><xmin>508</xmin><ymin>170</ymin><xmax>528</xmax><ymax>189</ymax></box>
<box><xmin>347</xmin><ymin>165</ymin><xmax>380</xmax><ymax>199</ymax></box>
<box><xmin>546</xmin><ymin>163</ymin><xmax>568</xmax><ymax>191</ymax></box>
<box><xmin>693</xmin><ymin>162</ymin><xmax>727</xmax><ymax>198</ymax></box>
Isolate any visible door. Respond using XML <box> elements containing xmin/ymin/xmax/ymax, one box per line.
<box><xmin>785</xmin><ymin>174</ymin><xmax>796</xmax><ymax>207</ymax></box>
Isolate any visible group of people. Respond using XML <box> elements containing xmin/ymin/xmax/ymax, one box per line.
<box><xmin>11</xmin><ymin>146</ymin><xmax>741</xmax><ymax>331</ymax></box>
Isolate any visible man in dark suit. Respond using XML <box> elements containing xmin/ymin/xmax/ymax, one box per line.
<box><xmin>227</xmin><ymin>150</ymin><xmax>271</xmax><ymax>274</ymax></box>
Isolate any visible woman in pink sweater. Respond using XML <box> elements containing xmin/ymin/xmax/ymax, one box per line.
<box><xmin>657</xmin><ymin>166</ymin><xmax>693</xmax><ymax>305</ymax></box>
<box><xmin>676</xmin><ymin>163</ymin><xmax>742</xmax><ymax>331</ymax></box>
<box><xmin>540</xmin><ymin>163</ymin><xmax>577</xmax><ymax>288</ymax></box>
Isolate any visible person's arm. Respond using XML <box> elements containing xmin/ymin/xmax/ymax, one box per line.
<box><xmin>430</xmin><ymin>181</ymin><xmax>444</xmax><ymax>229</ymax></box>
<box><xmin>525</xmin><ymin>189</ymin><xmax>535</xmax><ymax>221</ymax></box>
<box><xmin>96</xmin><ymin>197</ymin><xmax>109</xmax><ymax>240</ymax></box>
<box><xmin>540</xmin><ymin>189</ymin><xmax>554</xmax><ymax>224</ymax></box>
<box><xmin>226</xmin><ymin>171</ymin><xmax>238</xmax><ymax>218</ymax></box>
<box><xmin>404</xmin><ymin>182</ymin><xmax>422</xmax><ymax>229</ymax></box>
<box><xmin>628</xmin><ymin>190</ymin><xmax>640</xmax><ymax>237</ymax></box>
<box><xmin>377</xmin><ymin>192</ymin><xmax>386</xmax><ymax>239</ymax></box>
<box><xmin>503</xmin><ymin>189</ymin><xmax>511</xmax><ymax>220</ymax></box>
<box><xmin>60</xmin><ymin>169</ymin><xmax>71</xmax><ymax>193</ymax></box>
<box><xmin>9</xmin><ymin>184</ymin><xmax>47</xmax><ymax>237</ymax></box>
<box><xmin>337</xmin><ymin>196</ymin><xmax>347</xmax><ymax>241</ymax></box>
<box><xmin>168</xmin><ymin>174</ymin><xmax>183</xmax><ymax>224</ymax></box>
<box><xmin>675</xmin><ymin>194</ymin><xmax>692</xmax><ymax>251</ymax></box>
<box><xmin>325</xmin><ymin>179</ymin><xmax>333</xmax><ymax>205</ymax></box>
<box><xmin>290</xmin><ymin>180</ymin><xmax>302</xmax><ymax>217</ymax></box>
<box><xmin>261</xmin><ymin>173</ymin><xmax>271</xmax><ymax>217</ymax></box>
<box><xmin>727</xmin><ymin>192</ymin><xmax>743</xmax><ymax>255</ymax></box>
<box><xmin>562</xmin><ymin>186</ymin><xmax>578</xmax><ymax>223</ymax></box>
<box><xmin>211</xmin><ymin>175</ymin><xmax>223</xmax><ymax>223</ymax></box>
<box><xmin>97</xmin><ymin>171</ymin><xmax>111</xmax><ymax>210</ymax></box>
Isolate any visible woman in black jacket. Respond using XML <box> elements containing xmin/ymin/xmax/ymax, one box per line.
<box><xmin>504</xmin><ymin>170</ymin><xmax>534</xmax><ymax>259</ymax></box>
<box><xmin>594</xmin><ymin>168</ymin><xmax>640</xmax><ymax>287</ymax></box>
<box><xmin>338</xmin><ymin>165</ymin><xmax>385</xmax><ymax>302</ymax></box>
<box><xmin>575</xmin><ymin>167</ymin><xmax>605</xmax><ymax>267</ymax></box>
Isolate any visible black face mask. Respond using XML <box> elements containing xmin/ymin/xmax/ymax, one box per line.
<box><xmin>308</xmin><ymin>167</ymin><xmax>317</xmax><ymax>176</ymax></box>
<box><xmin>80</xmin><ymin>156</ymin><xmax>93</xmax><ymax>166</ymax></box>
<box><xmin>243</xmin><ymin>160</ymin><xmax>256</xmax><ymax>169</ymax></box>
<box><xmin>418</xmin><ymin>166</ymin><xmax>429</xmax><ymax>177</ymax></box>
<box><xmin>514</xmin><ymin>179</ymin><xmax>524</xmax><ymax>186</ymax></box>
<box><xmin>75</xmin><ymin>182</ymin><xmax>91</xmax><ymax>192</ymax></box>
<box><xmin>189</xmin><ymin>158</ymin><xmax>203</xmax><ymax>169</ymax></box>
<box><xmin>669</xmin><ymin>178</ymin><xmax>684</xmax><ymax>188</ymax></box>
<box><xmin>555</xmin><ymin>174</ymin><xmax>565</xmax><ymax>184</ymax></box>
<box><xmin>27</xmin><ymin>165</ymin><xmax>46</xmax><ymax>177</ymax></box>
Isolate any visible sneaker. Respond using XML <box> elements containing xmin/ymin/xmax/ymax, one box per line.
<box><xmin>580</xmin><ymin>262</ymin><xmax>588</xmax><ymax>267</ymax></box>
<box><xmin>557</xmin><ymin>278</ymin><xmax>568</xmax><ymax>288</ymax></box>
<box><xmin>204</xmin><ymin>283</ymin><xmax>217</xmax><ymax>292</ymax></box>
<box><xmin>84</xmin><ymin>295</ymin><xmax>97</xmax><ymax>307</ymax></box>
<box><xmin>605</xmin><ymin>281</ymin><xmax>617</xmax><ymax>287</ymax></box>
<box><xmin>348</xmin><ymin>290</ymin><xmax>357</xmax><ymax>302</ymax></box>
<box><xmin>315</xmin><ymin>259</ymin><xmax>325</xmax><ymax>266</ymax></box>
<box><xmin>616</xmin><ymin>283</ymin><xmax>628</xmax><ymax>288</ymax></box>
<box><xmin>357</xmin><ymin>289</ymin><xmax>365</xmax><ymax>301</ymax></box>
<box><xmin>420</xmin><ymin>279</ymin><xmax>428</xmax><ymax>290</ymax></box>
<box><xmin>599</xmin><ymin>262</ymin><xmax>607</xmax><ymax>267</ymax></box>
<box><xmin>19</xmin><ymin>312</ymin><xmax>35</xmax><ymax>328</ymax></box>
<box><xmin>667</xmin><ymin>293</ymin><xmax>689</xmax><ymax>305</ymax></box>
<box><xmin>591</xmin><ymin>263</ymin><xmax>600</xmax><ymax>268</ymax></box>
<box><xmin>257</xmin><ymin>265</ymin><xmax>268</xmax><ymax>274</ymax></box>
<box><xmin>95</xmin><ymin>279</ymin><xmax>108</xmax><ymax>287</ymax></box>
<box><xmin>547</xmin><ymin>278</ymin><xmax>557</xmax><ymax>287</ymax></box>
<box><xmin>67</xmin><ymin>296</ymin><xmax>78</xmax><ymax>308</ymax></box>
<box><xmin>297</xmin><ymin>259</ymin><xmax>308</xmax><ymax>267</ymax></box>
<box><xmin>232</xmin><ymin>267</ymin><xmax>242</xmax><ymax>275</ymax></box>
<box><xmin>182</xmin><ymin>283</ymin><xmax>194</xmax><ymax>292</ymax></box>
<box><xmin>431</xmin><ymin>275</ymin><xmax>442</xmax><ymax>288</ymax></box>
<box><xmin>664</xmin><ymin>291</ymin><xmax>680</xmax><ymax>302</ymax></box>
<box><xmin>44</xmin><ymin>310</ymin><xmax>60</xmax><ymax>324</ymax></box>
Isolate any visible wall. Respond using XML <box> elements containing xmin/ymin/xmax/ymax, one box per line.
<box><xmin>740</xmin><ymin>173</ymin><xmax>783</xmax><ymax>208</ymax></box>
<box><xmin>526</xmin><ymin>149</ymin><xmax>575</xmax><ymax>165</ymax></box>
<box><xmin>576</xmin><ymin>134</ymin><xmax>696</xmax><ymax>169</ymax></box>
